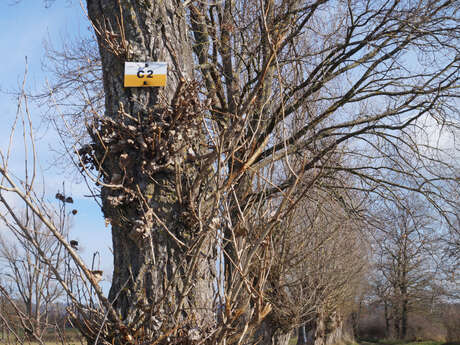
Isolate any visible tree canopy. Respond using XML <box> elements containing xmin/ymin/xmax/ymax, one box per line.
<box><xmin>0</xmin><ymin>0</ymin><xmax>459</xmax><ymax>344</ymax></box>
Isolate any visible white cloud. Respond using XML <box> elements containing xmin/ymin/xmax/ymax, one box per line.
<box><xmin>415</xmin><ymin>114</ymin><xmax>460</xmax><ymax>164</ymax></box>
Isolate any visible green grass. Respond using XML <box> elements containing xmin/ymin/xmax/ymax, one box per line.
<box><xmin>0</xmin><ymin>340</ymin><xmax>82</xmax><ymax>345</ymax></box>
<box><xmin>289</xmin><ymin>337</ymin><xmax>360</xmax><ymax>345</ymax></box>
<box><xmin>288</xmin><ymin>339</ymin><xmax>458</xmax><ymax>345</ymax></box>
<box><xmin>0</xmin><ymin>342</ymin><xmax>74</xmax><ymax>345</ymax></box>
<box><xmin>358</xmin><ymin>339</ymin><xmax>457</xmax><ymax>345</ymax></box>
<box><xmin>0</xmin><ymin>328</ymin><xmax>82</xmax><ymax>345</ymax></box>
<box><xmin>2</xmin><ymin>334</ymin><xmax>458</xmax><ymax>345</ymax></box>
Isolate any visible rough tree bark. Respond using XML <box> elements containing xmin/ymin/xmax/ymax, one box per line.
<box><xmin>253</xmin><ymin>315</ymin><xmax>292</xmax><ymax>345</ymax></box>
<box><xmin>297</xmin><ymin>325</ymin><xmax>307</xmax><ymax>345</ymax></box>
<box><xmin>85</xmin><ymin>1</ymin><xmax>216</xmax><ymax>343</ymax></box>
<box><xmin>302</xmin><ymin>309</ymin><xmax>348</xmax><ymax>345</ymax></box>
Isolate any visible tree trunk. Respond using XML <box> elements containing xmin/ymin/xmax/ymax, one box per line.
<box><xmin>324</xmin><ymin>312</ymin><xmax>345</xmax><ymax>345</ymax></box>
<box><xmin>401</xmin><ymin>269</ymin><xmax>408</xmax><ymax>339</ymax></box>
<box><xmin>297</xmin><ymin>325</ymin><xmax>307</xmax><ymax>345</ymax></box>
<box><xmin>401</xmin><ymin>293</ymin><xmax>408</xmax><ymax>339</ymax></box>
<box><xmin>253</xmin><ymin>317</ymin><xmax>292</xmax><ymax>345</ymax></box>
<box><xmin>85</xmin><ymin>1</ymin><xmax>216</xmax><ymax>343</ymax></box>
<box><xmin>393</xmin><ymin>310</ymin><xmax>401</xmax><ymax>339</ymax></box>
<box><xmin>306</xmin><ymin>310</ymin><xmax>347</xmax><ymax>345</ymax></box>
<box><xmin>384</xmin><ymin>301</ymin><xmax>391</xmax><ymax>337</ymax></box>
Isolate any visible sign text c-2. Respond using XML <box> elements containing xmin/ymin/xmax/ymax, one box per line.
<box><xmin>124</xmin><ymin>62</ymin><xmax>167</xmax><ymax>87</ymax></box>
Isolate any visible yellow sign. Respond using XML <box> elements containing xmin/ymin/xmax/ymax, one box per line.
<box><xmin>124</xmin><ymin>62</ymin><xmax>167</xmax><ymax>87</ymax></box>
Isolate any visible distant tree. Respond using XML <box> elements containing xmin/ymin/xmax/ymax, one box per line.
<box><xmin>0</xmin><ymin>212</ymin><xmax>67</xmax><ymax>342</ymax></box>
<box><xmin>370</xmin><ymin>195</ymin><xmax>442</xmax><ymax>339</ymax></box>
<box><xmin>441</xmin><ymin>303</ymin><xmax>460</xmax><ymax>341</ymax></box>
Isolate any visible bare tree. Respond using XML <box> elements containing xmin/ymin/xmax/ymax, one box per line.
<box><xmin>0</xmin><ymin>215</ymin><xmax>65</xmax><ymax>341</ymax></box>
<box><xmin>0</xmin><ymin>76</ymin><xmax>122</xmax><ymax>344</ymax></box>
<box><xmin>369</xmin><ymin>194</ymin><xmax>443</xmax><ymax>339</ymax></box>
<box><xmin>2</xmin><ymin>0</ymin><xmax>460</xmax><ymax>344</ymax></box>
<box><xmin>283</xmin><ymin>189</ymin><xmax>368</xmax><ymax>345</ymax></box>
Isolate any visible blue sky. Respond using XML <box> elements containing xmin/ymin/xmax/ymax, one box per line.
<box><xmin>0</xmin><ymin>1</ymin><xmax>112</xmax><ymax>291</ymax></box>
<box><xmin>1</xmin><ymin>1</ymin><xmax>458</xmax><ymax>297</ymax></box>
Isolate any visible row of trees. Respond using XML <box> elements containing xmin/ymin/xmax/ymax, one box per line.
<box><xmin>1</xmin><ymin>0</ymin><xmax>459</xmax><ymax>344</ymax></box>
<box><xmin>1</xmin><ymin>191</ymin><xmax>458</xmax><ymax>344</ymax></box>
<box><xmin>355</xmin><ymin>195</ymin><xmax>459</xmax><ymax>341</ymax></box>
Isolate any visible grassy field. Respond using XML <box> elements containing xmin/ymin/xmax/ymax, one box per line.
<box><xmin>2</xmin><ymin>334</ymin><xmax>459</xmax><ymax>345</ymax></box>
<box><xmin>0</xmin><ymin>343</ymin><xmax>79</xmax><ymax>345</ymax></box>
<box><xmin>288</xmin><ymin>339</ymin><xmax>460</xmax><ymax>345</ymax></box>
<box><xmin>360</xmin><ymin>341</ymin><xmax>460</xmax><ymax>345</ymax></box>
<box><xmin>359</xmin><ymin>340</ymin><xmax>460</xmax><ymax>345</ymax></box>
<box><xmin>0</xmin><ymin>328</ymin><xmax>82</xmax><ymax>345</ymax></box>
